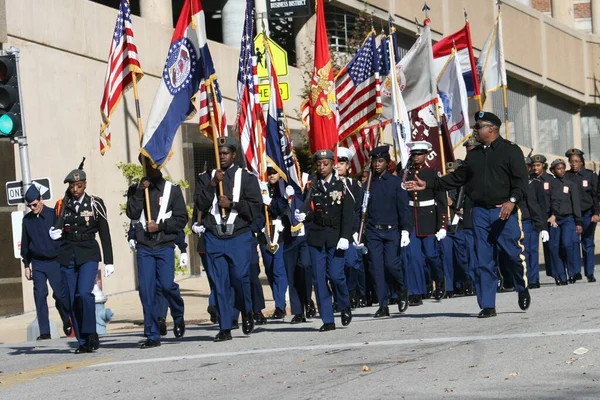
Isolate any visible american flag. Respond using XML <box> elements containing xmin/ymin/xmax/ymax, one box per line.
<box><xmin>340</xmin><ymin>122</ymin><xmax>379</xmax><ymax>173</ymax></box>
<box><xmin>335</xmin><ymin>31</ymin><xmax>382</xmax><ymax>142</ymax></box>
<box><xmin>99</xmin><ymin>0</ymin><xmax>142</xmax><ymax>155</ymax></box>
<box><xmin>235</xmin><ymin>0</ymin><xmax>265</xmax><ymax>176</ymax></box>
<box><xmin>199</xmin><ymin>78</ymin><xmax>228</xmax><ymax>139</ymax></box>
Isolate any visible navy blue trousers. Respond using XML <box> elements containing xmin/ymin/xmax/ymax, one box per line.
<box><xmin>261</xmin><ymin>243</ymin><xmax>288</xmax><ymax>311</ymax></box>
<box><xmin>451</xmin><ymin>230</ymin><xmax>471</xmax><ymax>288</ymax></box>
<box><xmin>61</xmin><ymin>257</ymin><xmax>97</xmax><ymax>346</ymax></box>
<box><xmin>522</xmin><ymin>219</ymin><xmax>540</xmax><ymax>285</ymax></box>
<box><xmin>366</xmin><ymin>228</ymin><xmax>405</xmax><ymax>306</ymax></box>
<box><xmin>204</xmin><ymin>231</ymin><xmax>253</xmax><ymax>330</ymax></box>
<box><xmin>309</xmin><ymin>245</ymin><xmax>348</xmax><ymax>324</ymax></box>
<box><xmin>406</xmin><ymin>232</ymin><xmax>438</xmax><ymax>295</ymax></box>
<box><xmin>579</xmin><ymin>210</ymin><xmax>597</xmax><ymax>277</ymax></box>
<box><xmin>549</xmin><ymin>216</ymin><xmax>578</xmax><ymax>281</ymax></box>
<box><xmin>32</xmin><ymin>259</ymin><xmax>70</xmax><ymax>335</ymax></box>
<box><xmin>438</xmin><ymin>236</ymin><xmax>454</xmax><ymax>292</ymax></box>
<box><xmin>249</xmin><ymin>236</ymin><xmax>266</xmax><ymax>313</ymax></box>
<box><xmin>283</xmin><ymin>237</ymin><xmax>310</xmax><ymax>315</ymax></box>
<box><xmin>137</xmin><ymin>246</ymin><xmax>185</xmax><ymax>341</ymax></box>
<box><xmin>472</xmin><ymin>207</ymin><xmax>527</xmax><ymax>309</ymax></box>
<box><xmin>463</xmin><ymin>228</ymin><xmax>477</xmax><ymax>283</ymax></box>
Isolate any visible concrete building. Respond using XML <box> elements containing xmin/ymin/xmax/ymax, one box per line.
<box><xmin>1</xmin><ymin>0</ymin><xmax>599</xmax><ymax>316</ymax></box>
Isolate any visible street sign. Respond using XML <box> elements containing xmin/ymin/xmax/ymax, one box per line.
<box><xmin>266</xmin><ymin>0</ymin><xmax>312</xmax><ymax>18</ymax></box>
<box><xmin>258</xmin><ymin>82</ymin><xmax>290</xmax><ymax>104</ymax></box>
<box><xmin>254</xmin><ymin>33</ymin><xmax>288</xmax><ymax>79</ymax></box>
<box><xmin>5</xmin><ymin>177</ymin><xmax>52</xmax><ymax>206</ymax></box>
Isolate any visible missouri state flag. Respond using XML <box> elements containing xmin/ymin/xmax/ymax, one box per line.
<box><xmin>142</xmin><ymin>0</ymin><xmax>215</xmax><ymax>168</ymax></box>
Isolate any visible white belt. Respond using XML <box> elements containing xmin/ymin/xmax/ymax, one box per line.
<box><xmin>409</xmin><ymin>199</ymin><xmax>436</xmax><ymax>207</ymax></box>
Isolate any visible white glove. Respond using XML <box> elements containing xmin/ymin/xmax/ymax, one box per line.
<box><xmin>261</xmin><ymin>192</ymin><xmax>272</xmax><ymax>206</ymax></box>
<box><xmin>400</xmin><ymin>230</ymin><xmax>410</xmax><ymax>247</ymax></box>
<box><xmin>104</xmin><ymin>264</ymin><xmax>115</xmax><ymax>278</ymax></box>
<box><xmin>336</xmin><ymin>238</ymin><xmax>349</xmax><ymax>250</ymax></box>
<box><xmin>435</xmin><ymin>229</ymin><xmax>447</xmax><ymax>241</ymax></box>
<box><xmin>352</xmin><ymin>232</ymin><xmax>364</xmax><ymax>250</ymax></box>
<box><xmin>192</xmin><ymin>222</ymin><xmax>206</xmax><ymax>236</ymax></box>
<box><xmin>294</xmin><ymin>209</ymin><xmax>306</xmax><ymax>222</ymax></box>
<box><xmin>49</xmin><ymin>227</ymin><xmax>62</xmax><ymax>240</ymax></box>
<box><xmin>273</xmin><ymin>219</ymin><xmax>285</xmax><ymax>232</ymax></box>
<box><xmin>179</xmin><ymin>253</ymin><xmax>188</xmax><ymax>267</ymax></box>
<box><xmin>540</xmin><ymin>230</ymin><xmax>550</xmax><ymax>243</ymax></box>
<box><xmin>285</xmin><ymin>185</ymin><xmax>295</xmax><ymax>197</ymax></box>
<box><xmin>128</xmin><ymin>239</ymin><xmax>136</xmax><ymax>250</ymax></box>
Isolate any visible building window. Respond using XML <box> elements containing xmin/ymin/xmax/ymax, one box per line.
<box><xmin>536</xmin><ymin>90</ymin><xmax>574</xmax><ymax>156</ymax></box>
<box><xmin>581</xmin><ymin>107</ymin><xmax>600</xmax><ymax>161</ymax></box>
<box><xmin>490</xmin><ymin>77</ymin><xmax>532</xmax><ymax>148</ymax></box>
<box><xmin>89</xmin><ymin>0</ymin><xmax>141</xmax><ymax>16</ymax></box>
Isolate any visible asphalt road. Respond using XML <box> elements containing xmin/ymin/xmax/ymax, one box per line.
<box><xmin>1</xmin><ymin>278</ymin><xmax>599</xmax><ymax>399</ymax></box>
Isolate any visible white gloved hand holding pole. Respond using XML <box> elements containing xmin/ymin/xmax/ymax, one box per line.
<box><xmin>128</xmin><ymin>239</ymin><xmax>137</xmax><ymax>250</ymax></box>
<box><xmin>49</xmin><ymin>227</ymin><xmax>62</xmax><ymax>240</ymax></box>
<box><xmin>285</xmin><ymin>185</ymin><xmax>295</xmax><ymax>197</ymax></box>
<box><xmin>294</xmin><ymin>209</ymin><xmax>306</xmax><ymax>222</ymax></box>
<box><xmin>540</xmin><ymin>230</ymin><xmax>550</xmax><ymax>243</ymax></box>
<box><xmin>400</xmin><ymin>230</ymin><xmax>410</xmax><ymax>247</ymax></box>
<box><xmin>192</xmin><ymin>222</ymin><xmax>206</xmax><ymax>236</ymax></box>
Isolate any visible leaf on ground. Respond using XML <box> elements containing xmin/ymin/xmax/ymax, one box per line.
<box><xmin>574</xmin><ymin>347</ymin><xmax>589</xmax><ymax>355</ymax></box>
<box><xmin>329</xmin><ymin>369</ymin><xmax>337</xmax><ymax>373</ymax></box>
<box><xmin>509</xmin><ymin>372</ymin><xmax>519</xmax><ymax>377</ymax></box>
<box><xmin>362</xmin><ymin>365</ymin><xmax>370</xmax><ymax>372</ymax></box>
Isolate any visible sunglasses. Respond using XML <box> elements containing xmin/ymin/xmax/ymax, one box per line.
<box><xmin>27</xmin><ymin>202</ymin><xmax>40</xmax><ymax>208</ymax></box>
<box><xmin>474</xmin><ymin>124</ymin><xmax>493</xmax><ymax>130</ymax></box>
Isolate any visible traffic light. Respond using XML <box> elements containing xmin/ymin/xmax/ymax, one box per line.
<box><xmin>0</xmin><ymin>54</ymin><xmax>22</xmax><ymax>139</ymax></box>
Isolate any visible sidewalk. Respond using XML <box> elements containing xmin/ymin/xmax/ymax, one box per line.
<box><xmin>0</xmin><ymin>274</ymin><xmax>277</xmax><ymax>345</ymax></box>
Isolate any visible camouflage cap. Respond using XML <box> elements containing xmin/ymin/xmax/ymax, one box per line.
<box><xmin>64</xmin><ymin>169</ymin><xmax>86</xmax><ymax>184</ymax></box>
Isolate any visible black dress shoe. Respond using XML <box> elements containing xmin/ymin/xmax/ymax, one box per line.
<box><xmin>587</xmin><ymin>275</ymin><xmax>597</xmax><ymax>283</ymax></box>
<box><xmin>349</xmin><ymin>291</ymin><xmax>358</xmax><ymax>309</ymax></box>
<box><xmin>478</xmin><ymin>308</ymin><xmax>497</xmax><ymax>318</ymax></box>
<box><xmin>357</xmin><ymin>297</ymin><xmax>367</xmax><ymax>308</ymax></box>
<box><xmin>409</xmin><ymin>295</ymin><xmax>423</xmax><ymax>306</ymax></box>
<box><xmin>214</xmin><ymin>330</ymin><xmax>232</xmax><ymax>342</ymax></box>
<box><xmin>140</xmin><ymin>339</ymin><xmax>161</xmax><ymax>349</ymax></box>
<box><xmin>319</xmin><ymin>323</ymin><xmax>336</xmax><ymax>332</ymax></box>
<box><xmin>207</xmin><ymin>305</ymin><xmax>219</xmax><ymax>324</ymax></box>
<box><xmin>574</xmin><ymin>273</ymin><xmax>583</xmax><ymax>281</ymax></box>
<box><xmin>36</xmin><ymin>334</ymin><xmax>51</xmax><ymax>340</ymax></box>
<box><xmin>271</xmin><ymin>307</ymin><xmax>286</xmax><ymax>319</ymax></box>
<box><xmin>555</xmin><ymin>278</ymin><xmax>568</xmax><ymax>286</ymax></box>
<box><xmin>341</xmin><ymin>307</ymin><xmax>352</xmax><ymax>326</ymax></box>
<box><xmin>63</xmin><ymin>320</ymin><xmax>72</xmax><ymax>337</ymax></box>
<box><xmin>290</xmin><ymin>314</ymin><xmax>306</xmax><ymax>324</ymax></box>
<box><xmin>74</xmin><ymin>345</ymin><xmax>93</xmax><ymax>354</ymax></box>
<box><xmin>374</xmin><ymin>306</ymin><xmax>390</xmax><ymax>318</ymax></box>
<box><xmin>518</xmin><ymin>289</ymin><xmax>531</xmax><ymax>311</ymax></box>
<box><xmin>254</xmin><ymin>311</ymin><xmax>268</xmax><ymax>325</ymax></box>
<box><xmin>232</xmin><ymin>319</ymin><xmax>240</xmax><ymax>330</ymax></box>
<box><xmin>433</xmin><ymin>281</ymin><xmax>446</xmax><ymax>300</ymax></box>
<box><xmin>424</xmin><ymin>283</ymin><xmax>433</xmax><ymax>299</ymax></box>
<box><xmin>173</xmin><ymin>320</ymin><xmax>185</xmax><ymax>338</ymax></box>
<box><xmin>306</xmin><ymin>301</ymin><xmax>317</xmax><ymax>319</ymax></box>
<box><xmin>242</xmin><ymin>312</ymin><xmax>254</xmax><ymax>335</ymax></box>
<box><xmin>528</xmin><ymin>282</ymin><xmax>540</xmax><ymax>289</ymax></box>
<box><xmin>88</xmin><ymin>333</ymin><xmax>100</xmax><ymax>350</ymax></box>
<box><xmin>568</xmin><ymin>277</ymin><xmax>577</xmax><ymax>284</ymax></box>
<box><xmin>159</xmin><ymin>317</ymin><xmax>167</xmax><ymax>336</ymax></box>
<box><xmin>397</xmin><ymin>288</ymin><xmax>409</xmax><ymax>313</ymax></box>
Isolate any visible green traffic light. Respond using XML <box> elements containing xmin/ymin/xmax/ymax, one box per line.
<box><xmin>0</xmin><ymin>113</ymin><xmax>14</xmax><ymax>135</ymax></box>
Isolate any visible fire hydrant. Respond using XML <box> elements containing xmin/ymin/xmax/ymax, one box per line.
<box><xmin>93</xmin><ymin>283</ymin><xmax>113</xmax><ymax>334</ymax></box>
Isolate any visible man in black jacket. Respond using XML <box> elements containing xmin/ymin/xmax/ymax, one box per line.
<box><xmin>195</xmin><ymin>137</ymin><xmax>262</xmax><ymax>342</ymax></box>
<box><xmin>127</xmin><ymin>156</ymin><xmax>188</xmax><ymax>348</ymax></box>
<box><xmin>406</xmin><ymin>112</ymin><xmax>530</xmax><ymax>318</ymax></box>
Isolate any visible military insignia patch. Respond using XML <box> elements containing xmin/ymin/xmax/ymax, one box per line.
<box><xmin>73</xmin><ymin>173</ymin><xmax>80</xmax><ymax>181</ymax></box>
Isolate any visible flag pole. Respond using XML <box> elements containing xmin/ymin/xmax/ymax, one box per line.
<box><xmin>207</xmin><ymin>82</ymin><xmax>227</xmax><ymax>221</ymax></box>
<box><xmin>498</xmin><ymin>6</ymin><xmax>509</xmax><ymax>140</ymax></box>
<box><xmin>131</xmin><ymin>72</ymin><xmax>153</xmax><ymax>222</ymax></box>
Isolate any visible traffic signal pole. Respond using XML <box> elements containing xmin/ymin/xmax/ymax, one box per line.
<box><xmin>6</xmin><ymin>46</ymin><xmax>32</xmax><ymax>198</ymax></box>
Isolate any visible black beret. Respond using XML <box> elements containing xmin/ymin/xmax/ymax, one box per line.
<box><xmin>565</xmin><ymin>148</ymin><xmax>584</xmax><ymax>157</ymax></box>
<box><xmin>475</xmin><ymin>111</ymin><xmax>502</xmax><ymax>128</ymax></box>
<box><xmin>64</xmin><ymin>169</ymin><xmax>86</xmax><ymax>183</ymax></box>
<box><xmin>531</xmin><ymin>154</ymin><xmax>547</xmax><ymax>164</ymax></box>
<box><xmin>217</xmin><ymin>136</ymin><xmax>237</xmax><ymax>151</ymax></box>
<box><xmin>369</xmin><ymin>145</ymin><xmax>390</xmax><ymax>160</ymax></box>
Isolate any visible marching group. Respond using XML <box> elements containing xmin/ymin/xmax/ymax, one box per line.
<box><xmin>20</xmin><ymin>112</ymin><xmax>598</xmax><ymax>353</ymax></box>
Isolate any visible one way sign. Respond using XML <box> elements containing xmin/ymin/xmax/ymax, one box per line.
<box><xmin>6</xmin><ymin>178</ymin><xmax>52</xmax><ymax>206</ymax></box>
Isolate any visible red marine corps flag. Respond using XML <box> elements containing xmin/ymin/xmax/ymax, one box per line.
<box><xmin>302</xmin><ymin>0</ymin><xmax>338</xmax><ymax>154</ymax></box>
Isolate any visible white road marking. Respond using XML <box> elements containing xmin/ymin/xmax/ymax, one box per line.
<box><xmin>91</xmin><ymin>328</ymin><xmax>600</xmax><ymax>368</ymax></box>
